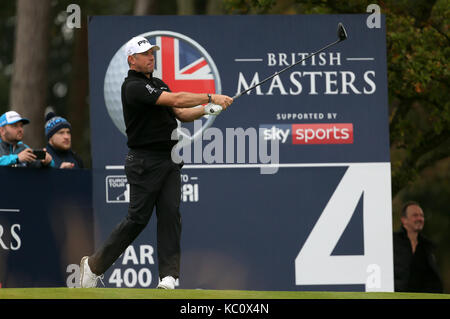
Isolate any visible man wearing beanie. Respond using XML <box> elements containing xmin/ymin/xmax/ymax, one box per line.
<box><xmin>45</xmin><ymin>112</ymin><xmax>84</xmax><ymax>169</ymax></box>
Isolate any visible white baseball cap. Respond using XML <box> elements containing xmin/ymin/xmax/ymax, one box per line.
<box><xmin>125</xmin><ymin>36</ymin><xmax>160</xmax><ymax>56</ymax></box>
<box><xmin>0</xmin><ymin>111</ymin><xmax>30</xmax><ymax>127</ymax></box>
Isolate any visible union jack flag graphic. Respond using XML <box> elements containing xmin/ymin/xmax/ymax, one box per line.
<box><xmin>103</xmin><ymin>31</ymin><xmax>221</xmax><ymax>137</ymax></box>
<box><xmin>149</xmin><ymin>35</ymin><xmax>217</xmax><ymax>94</ymax></box>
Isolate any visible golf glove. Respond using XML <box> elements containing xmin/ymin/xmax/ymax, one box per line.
<box><xmin>204</xmin><ymin>103</ymin><xmax>223</xmax><ymax>116</ymax></box>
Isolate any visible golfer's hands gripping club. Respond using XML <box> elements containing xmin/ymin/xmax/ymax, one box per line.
<box><xmin>204</xmin><ymin>94</ymin><xmax>233</xmax><ymax>116</ymax></box>
<box><xmin>205</xmin><ymin>103</ymin><xmax>223</xmax><ymax>115</ymax></box>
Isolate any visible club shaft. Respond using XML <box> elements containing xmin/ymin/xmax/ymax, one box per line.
<box><xmin>233</xmin><ymin>38</ymin><xmax>342</xmax><ymax>99</ymax></box>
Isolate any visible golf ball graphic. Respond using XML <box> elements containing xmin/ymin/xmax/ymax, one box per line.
<box><xmin>104</xmin><ymin>31</ymin><xmax>222</xmax><ymax>141</ymax></box>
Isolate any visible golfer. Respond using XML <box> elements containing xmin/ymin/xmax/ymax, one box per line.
<box><xmin>80</xmin><ymin>35</ymin><xmax>233</xmax><ymax>289</ymax></box>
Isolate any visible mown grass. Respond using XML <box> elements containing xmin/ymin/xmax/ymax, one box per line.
<box><xmin>0</xmin><ymin>288</ymin><xmax>449</xmax><ymax>299</ymax></box>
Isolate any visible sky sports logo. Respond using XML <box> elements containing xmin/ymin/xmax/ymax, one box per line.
<box><xmin>260</xmin><ymin>123</ymin><xmax>354</xmax><ymax>144</ymax></box>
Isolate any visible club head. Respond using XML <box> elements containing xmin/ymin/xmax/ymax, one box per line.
<box><xmin>337</xmin><ymin>23</ymin><xmax>347</xmax><ymax>41</ymax></box>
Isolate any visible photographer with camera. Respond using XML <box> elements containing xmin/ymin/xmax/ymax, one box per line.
<box><xmin>0</xmin><ymin>111</ymin><xmax>54</xmax><ymax>168</ymax></box>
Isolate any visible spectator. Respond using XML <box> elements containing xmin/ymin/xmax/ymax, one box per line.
<box><xmin>44</xmin><ymin>112</ymin><xmax>84</xmax><ymax>169</ymax></box>
<box><xmin>393</xmin><ymin>201</ymin><xmax>443</xmax><ymax>293</ymax></box>
<box><xmin>0</xmin><ymin>111</ymin><xmax>54</xmax><ymax>168</ymax></box>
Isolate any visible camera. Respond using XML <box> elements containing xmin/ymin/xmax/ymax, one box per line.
<box><xmin>32</xmin><ymin>149</ymin><xmax>46</xmax><ymax>160</ymax></box>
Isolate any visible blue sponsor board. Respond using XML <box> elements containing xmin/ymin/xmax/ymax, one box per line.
<box><xmin>0</xmin><ymin>168</ymin><xmax>93</xmax><ymax>288</ymax></box>
<box><xmin>89</xmin><ymin>15</ymin><xmax>393</xmax><ymax>291</ymax></box>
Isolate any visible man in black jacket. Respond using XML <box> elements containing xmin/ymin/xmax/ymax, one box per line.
<box><xmin>80</xmin><ymin>35</ymin><xmax>233</xmax><ymax>289</ymax></box>
<box><xmin>393</xmin><ymin>201</ymin><xmax>443</xmax><ymax>293</ymax></box>
<box><xmin>44</xmin><ymin>112</ymin><xmax>84</xmax><ymax>169</ymax></box>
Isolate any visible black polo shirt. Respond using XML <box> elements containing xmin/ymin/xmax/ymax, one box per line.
<box><xmin>121</xmin><ymin>70</ymin><xmax>178</xmax><ymax>152</ymax></box>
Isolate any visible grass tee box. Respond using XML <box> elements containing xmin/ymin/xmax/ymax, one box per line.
<box><xmin>0</xmin><ymin>288</ymin><xmax>449</xmax><ymax>299</ymax></box>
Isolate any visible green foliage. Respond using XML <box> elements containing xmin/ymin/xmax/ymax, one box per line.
<box><xmin>223</xmin><ymin>0</ymin><xmax>277</xmax><ymax>14</ymax></box>
<box><xmin>385</xmin><ymin>0</ymin><xmax>449</xmax><ymax>195</ymax></box>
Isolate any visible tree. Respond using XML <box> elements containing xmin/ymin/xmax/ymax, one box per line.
<box><xmin>0</xmin><ymin>1</ymin><xmax>16</xmax><ymax>113</ymax></box>
<box><xmin>9</xmin><ymin>0</ymin><xmax>51</xmax><ymax>148</ymax></box>
<box><xmin>48</xmin><ymin>0</ymin><xmax>135</xmax><ymax>167</ymax></box>
<box><xmin>134</xmin><ymin>0</ymin><xmax>158</xmax><ymax>15</ymax></box>
<box><xmin>66</xmin><ymin>2</ymin><xmax>90</xmax><ymax>167</ymax></box>
<box><xmin>177</xmin><ymin>0</ymin><xmax>196</xmax><ymax>14</ymax></box>
<box><xmin>385</xmin><ymin>1</ymin><xmax>449</xmax><ymax>196</ymax></box>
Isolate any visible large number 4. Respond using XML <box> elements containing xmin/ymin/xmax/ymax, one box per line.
<box><xmin>295</xmin><ymin>163</ymin><xmax>394</xmax><ymax>292</ymax></box>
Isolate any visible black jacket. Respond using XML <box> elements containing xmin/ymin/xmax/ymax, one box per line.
<box><xmin>393</xmin><ymin>227</ymin><xmax>443</xmax><ymax>293</ymax></box>
<box><xmin>46</xmin><ymin>143</ymin><xmax>84</xmax><ymax>169</ymax></box>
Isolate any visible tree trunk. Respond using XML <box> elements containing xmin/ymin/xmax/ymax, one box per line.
<box><xmin>134</xmin><ymin>0</ymin><xmax>158</xmax><ymax>15</ymax></box>
<box><xmin>207</xmin><ymin>0</ymin><xmax>223</xmax><ymax>14</ymax></box>
<box><xmin>10</xmin><ymin>0</ymin><xmax>51</xmax><ymax>148</ymax></box>
<box><xmin>177</xmin><ymin>0</ymin><xmax>195</xmax><ymax>15</ymax></box>
<box><xmin>67</xmin><ymin>11</ymin><xmax>90</xmax><ymax>167</ymax></box>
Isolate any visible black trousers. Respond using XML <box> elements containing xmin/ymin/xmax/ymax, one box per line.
<box><xmin>89</xmin><ymin>149</ymin><xmax>182</xmax><ymax>279</ymax></box>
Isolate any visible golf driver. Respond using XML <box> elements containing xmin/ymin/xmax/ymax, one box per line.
<box><xmin>232</xmin><ymin>22</ymin><xmax>348</xmax><ymax>99</ymax></box>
